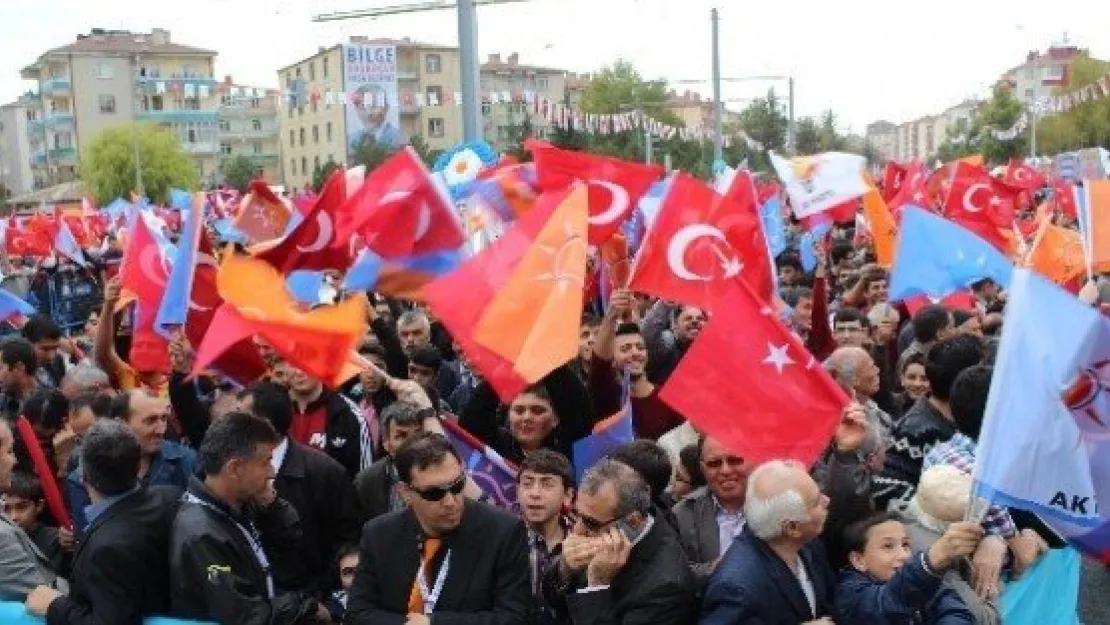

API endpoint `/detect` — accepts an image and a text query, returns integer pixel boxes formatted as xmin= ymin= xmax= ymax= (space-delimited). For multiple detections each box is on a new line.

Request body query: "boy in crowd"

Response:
xmin=517 ymin=449 xmax=575 ymax=625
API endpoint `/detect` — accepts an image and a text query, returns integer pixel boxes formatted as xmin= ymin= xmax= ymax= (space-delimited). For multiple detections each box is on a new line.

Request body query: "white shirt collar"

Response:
xmin=270 ymin=437 xmax=289 ymax=474
xmin=632 ymin=514 xmax=655 ymax=548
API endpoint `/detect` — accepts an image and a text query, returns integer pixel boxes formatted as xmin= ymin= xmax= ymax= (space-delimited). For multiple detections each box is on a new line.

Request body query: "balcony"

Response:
xmin=26 ymin=120 xmax=44 ymax=136
xmin=44 ymin=111 xmax=74 ymax=127
xmin=219 ymin=128 xmax=278 ymax=140
xmin=31 ymin=151 xmax=46 ymax=167
xmin=41 ymin=78 xmax=71 ymax=94
xmin=397 ymin=66 xmax=419 ymax=81
xmin=134 ymin=74 xmax=217 ymax=87
xmin=48 ymin=147 xmax=76 ymax=162
xmin=400 ymin=103 xmax=421 ymax=115
xmin=182 ymin=141 xmax=219 ymax=155
xmin=246 ymin=152 xmax=280 ymax=162
xmin=138 ymin=110 xmax=219 ymax=124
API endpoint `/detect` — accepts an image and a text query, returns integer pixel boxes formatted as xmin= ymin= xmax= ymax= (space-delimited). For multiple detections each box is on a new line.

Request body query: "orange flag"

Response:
xmin=1026 ymin=223 xmax=1085 ymax=284
xmin=474 ymin=185 xmax=589 ymax=382
xmin=861 ymin=186 xmax=897 ymax=267
xmin=205 ymin=253 xmax=367 ymax=384
xmin=233 ymin=181 xmax=291 ymax=243
xmin=1084 ymin=181 xmax=1110 ymax=273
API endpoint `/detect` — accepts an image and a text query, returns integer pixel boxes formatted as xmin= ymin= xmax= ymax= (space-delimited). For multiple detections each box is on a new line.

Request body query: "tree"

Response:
xmin=349 ymin=135 xmax=397 ymax=173
xmin=80 ymin=123 xmax=198 ymax=205
xmin=1036 ymin=54 xmax=1110 ymax=154
xmin=975 ymin=85 xmax=1028 ymax=165
xmin=311 ymin=158 xmax=342 ymax=193
xmin=817 ymin=110 xmax=845 ymax=152
xmin=793 ymin=118 xmax=821 ymax=155
xmin=738 ymin=89 xmax=788 ymax=154
xmin=579 ymin=60 xmax=683 ymax=127
xmin=408 ymin=135 xmax=440 ymax=169
xmin=220 ymin=155 xmax=256 ymax=193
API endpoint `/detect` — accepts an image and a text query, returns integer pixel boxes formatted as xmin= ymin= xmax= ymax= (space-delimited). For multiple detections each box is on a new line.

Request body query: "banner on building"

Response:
xmin=343 ymin=43 xmax=403 ymax=158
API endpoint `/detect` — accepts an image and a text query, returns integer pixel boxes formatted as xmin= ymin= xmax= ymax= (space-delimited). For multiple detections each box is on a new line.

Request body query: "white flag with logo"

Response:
xmin=770 ymin=151 xmax=869 ymax=219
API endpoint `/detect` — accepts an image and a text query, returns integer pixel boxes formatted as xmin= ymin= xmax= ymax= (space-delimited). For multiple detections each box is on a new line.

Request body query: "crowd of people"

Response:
xmin=0 ymin=172 xmax=1103 ymax=625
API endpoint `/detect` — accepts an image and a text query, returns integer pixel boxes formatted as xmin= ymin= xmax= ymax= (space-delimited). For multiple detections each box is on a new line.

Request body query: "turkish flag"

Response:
xmin=527 ymin=139 xmax=663 ymax=245
xmin=628 ymin=172 xmax=774 ymax=311
xmin=881 ymin=162 xmax=908 ymax=203
xmin=1004 ymin=160 xmax=1047 ymax=192
xmin=1053 ymin=179 xmax=1079 ymax=219
xmin=888 ymin=162 xmax=929 ymax=218
xmin=118 ymin=216 xmax=170 ymax=315
xmin=943 ymin=164 xmax=1010 ymax=252
xmin=659 ymin=279 xmax=849 ymax=467
xmin=333 ymin=147 xmax=462 ymax=259
xmin=904 ymin=290 xmax=978 ymax=316
xmin=254 ymin=167 xmax=364 ymax=274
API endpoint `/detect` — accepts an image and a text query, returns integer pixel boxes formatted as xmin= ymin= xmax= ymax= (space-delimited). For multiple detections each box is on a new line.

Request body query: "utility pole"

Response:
xmin=787 ymin=76 xmax=796 ymax=156
xmin=645 ymin=130 xmax=653 ymax=165
xmin=131 ymin=54 xmax=144 ymax=196
xmin=1029 ymin=106 xmax=1037 ymax=160
xmin=710 ymin=8 xmax=723 ymax=163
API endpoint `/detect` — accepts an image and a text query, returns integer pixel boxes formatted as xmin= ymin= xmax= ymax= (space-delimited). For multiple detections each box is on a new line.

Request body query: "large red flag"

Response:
xmin=422 ymin=192 xmax=583 ymax=402
xmin=332 ymin=148 xmax=461 ymax=259
xmin=627 ymin=172 xmax=775 ymax=311
xmin=1004 ymin=159 xmax=1047 ymax=193
xmin=888 ymin=162 xmax=928 ymax=218
xmin=659 ymin=279 xmax=849 ymax=467
xmin=527 ymin=139 xmax=663 ymax=245
xmin=118 ymin=215 xmax=171 ymax=318
xmin=1053 ymin=178 xmax=1079 ymax=219
xmin=253 ymin=166 xmax=364 ymax=274
xmin=881 ymin=162 xmax=907 ymax=203
xmin=943 ymin=164 xmax=1011 ymax=252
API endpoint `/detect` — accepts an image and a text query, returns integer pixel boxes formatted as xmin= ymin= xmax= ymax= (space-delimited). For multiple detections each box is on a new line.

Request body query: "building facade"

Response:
xmin=0 ymin=98 xmax=35 ymax=197
xmin=998 ymin=45 xmax=1085 ymax=107
xmin=664 ymin=90 xmax=741 ymax=137
xmin=277 ymin=37 xmax=463 ymax=191
xmin=864 ymin=120 xmax=897 ymax=162
xmin=480 ymin=53 xmax=567 ymax=150
xmin=213 ymin=76 xmax=282 ymax=185
xmin=20 ymin=28 xmax=219 ymax=189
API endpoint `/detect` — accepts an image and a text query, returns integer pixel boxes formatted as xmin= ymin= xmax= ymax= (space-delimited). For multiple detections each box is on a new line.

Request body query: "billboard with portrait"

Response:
xmin=343 ymin=43 xmax=402 ymax=158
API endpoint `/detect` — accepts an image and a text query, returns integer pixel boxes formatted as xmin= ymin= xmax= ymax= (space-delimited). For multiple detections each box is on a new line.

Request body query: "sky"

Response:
xmin=2 ymin=0 xmax=1109 ymax=135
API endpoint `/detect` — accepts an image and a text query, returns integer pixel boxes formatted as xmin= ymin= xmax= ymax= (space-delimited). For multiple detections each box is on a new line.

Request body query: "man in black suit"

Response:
xmin=346 ymin=431 xmax=531 ymax=625
xmin=24 ymin=419 xmax=181 ymax=625
xmin=242 ymin=381 xmax=359 ymax=592
xmin=545 ymin=458 xmax=697 ymax=625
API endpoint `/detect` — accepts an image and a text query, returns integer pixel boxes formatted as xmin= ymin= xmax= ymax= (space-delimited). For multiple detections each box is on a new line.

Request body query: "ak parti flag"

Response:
xmin=1027 ymin=223 xmax=1085 ymax=285
xmin=423 ymin=191 xmax=583 ymax=402
xmin=659 ymin=279 xmax=849 ymax=467
xmin=527 ymin=139 xmax=663 ymax=245
xmin=194 ymin=253 xmax=366 ymax=385
xmin=473 ymin=185 xmax=589 ymax=383
xmin=862 ymin=188 xmax=898 ymax=266
xmin=1079 ymin=180 xmax=1110 ymax=273
xmin=628 ymin=172 xmax=775 ymax=311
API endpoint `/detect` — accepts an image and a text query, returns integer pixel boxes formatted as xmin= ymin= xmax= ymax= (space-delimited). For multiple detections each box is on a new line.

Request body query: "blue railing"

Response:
xmin=138 ymin=110 xmax=219 ymax=124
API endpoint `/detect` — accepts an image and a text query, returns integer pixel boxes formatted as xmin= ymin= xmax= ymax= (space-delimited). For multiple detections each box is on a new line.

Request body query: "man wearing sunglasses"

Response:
xmin=548 ymin=459 xmax=696 ymax=625
xmin=346 ymin=431 xmax=531 ymax=625
xmin=673 ymin=436 xmax=751 ymax=586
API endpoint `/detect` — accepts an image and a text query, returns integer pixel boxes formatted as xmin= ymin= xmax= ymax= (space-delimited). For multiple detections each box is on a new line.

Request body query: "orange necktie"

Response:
xmin=407 ymin=537 xmax=442 ymax=614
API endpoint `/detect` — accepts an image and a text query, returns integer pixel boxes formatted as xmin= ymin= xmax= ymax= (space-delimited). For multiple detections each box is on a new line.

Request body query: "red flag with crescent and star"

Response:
xmin=943 ymin=163 xmax=1011 ymax=253
xmin=526 ymin=139 xmax=664 ymax=245
xmin=659 ymin=278 xmax=849 ymax=467
xmin=253 ymin=166 xmax=365 ymax=274
xmin=627 ymin=172 xmax=775 ymax=312
xmin=1004 ymin=159 xmax=1047 ymax=193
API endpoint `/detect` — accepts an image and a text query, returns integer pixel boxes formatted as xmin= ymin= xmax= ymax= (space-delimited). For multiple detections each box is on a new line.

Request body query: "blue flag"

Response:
xmin=799 ymin=222 xmax=831 ymax=272
xmin=212 ymin=218 xmax=249 ymax=245
xmin=168 ymin=188 xmax=192 ymax=210
xmin=0 ymin=288 xmax=35 ymax=322
xmin=1001 ymin=548 xmax=1081 ymax=625
xmin=759 ymin=197 xmax=787 ymax=259
xmin=54 ymin=220 xmax=86 ymax=267
xmin=154 ymin=195 xmax=202 ymax=337
xmin=342 ymin=249 xmax=461 ymax=292
xmin=973 ymin=269 xmax=1110 ymax=561
xmin=889 ymin=206 xmax=1013 ymax=302
xmin=441 ymin=419 xmax=518 ymax=509
xmin=286 ymin=270 xmax=325 ymax=306
xmin=572 ymin=375 xmax=635 ymax=481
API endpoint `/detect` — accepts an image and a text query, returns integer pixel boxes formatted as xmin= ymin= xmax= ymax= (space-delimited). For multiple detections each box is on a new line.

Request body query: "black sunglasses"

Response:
xmin=575 ymin=512 xmax=618 ymax=533
xmin=408 ymin=474 xmax=466 ymax=502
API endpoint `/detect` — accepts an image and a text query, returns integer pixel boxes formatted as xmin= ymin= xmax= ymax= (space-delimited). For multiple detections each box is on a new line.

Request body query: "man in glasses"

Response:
xmin=673 ymin=436 xmax=751 ymax=586
xmin=346 ymin=431 xmax=531 ymax=625
xmin=549 ymin=459 xmax=696 ymax=625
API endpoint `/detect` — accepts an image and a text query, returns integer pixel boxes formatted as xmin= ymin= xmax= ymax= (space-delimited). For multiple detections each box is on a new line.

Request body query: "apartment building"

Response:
xmin=277 ymin=37 xmax=463 ymax=190
xmin=213 ymin=76 xmax=282 ymax=184
xmin=0 ymin=97 xmax=36 ymax=196
xmin=480 ymin=53 xmax=567 ymax=150
xmin=864 ymin=121 xmax=897 ymax=162
xmin=664 ymin=90 xmax=741 ymax=135
xmin=20 ymin=28 xmax=219 ymax=188
xmin=998 ymin=45 xmax=1086 ymax=107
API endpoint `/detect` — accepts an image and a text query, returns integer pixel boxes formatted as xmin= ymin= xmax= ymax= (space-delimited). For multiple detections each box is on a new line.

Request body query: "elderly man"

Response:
xmin=547 ymin=459 xmax=696 ymax=625
xmin=672 ymin=436 xmax=750 ymax=585
xmin=59 ymin=364 xmax=110 ymax=400
xmin=700 ymin=460 xmax=836 ymax=625
xmin=396 ymin=310 xmax=460 ymax=400
xmin=825 ymin=346 xmax=893 ymax=433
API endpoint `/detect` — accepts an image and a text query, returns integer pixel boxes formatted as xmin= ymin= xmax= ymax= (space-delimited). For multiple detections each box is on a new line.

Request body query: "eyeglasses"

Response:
xmin=340 ymin=567 xmax=358 ymax=577
xmin=703 ymin=456 xmax=744 ymax=470
xmin=408 ymin=474 xmax=466 ymax=502
xmin=575 ymin=512 xmax=618 ymax=533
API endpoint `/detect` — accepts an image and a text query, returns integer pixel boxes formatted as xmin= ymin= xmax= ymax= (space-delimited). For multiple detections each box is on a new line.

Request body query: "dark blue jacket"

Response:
xmin=66 ymin=440 xmax=199 ymax=535
xmin=835 ymin=552 xmax=975 ymax=624
xmin=700 ymin=528 xmax=836 ymax=625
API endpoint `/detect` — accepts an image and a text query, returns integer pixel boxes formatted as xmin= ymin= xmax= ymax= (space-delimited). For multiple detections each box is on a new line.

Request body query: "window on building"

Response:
xmin=311 ymin=99 xmax=317 ymax=113
xmin=289 ymin=129 xmax=295 ymax=147
xmin=309 ymin=62 xmax=316 ymax=81
xmin=291 ymin=159 xmax=297 ymax=175
xmin=253 ymin=142 xmax=262 ymax=154
xmin=184 ymin=97 xmax=201 ymax=111
xmin=313 ymin=125 xmax=319 ymax=144
xmin=250 ymin=98 xmax=260 ymax=109
xmin=1045 ymin=64 xmax=1065 ymax=80
xmin=537 ymin=77 xmax=549 ymax=89
xmin=426 ymin=86 xmax=443 ymax=106
xmin=426 ymin=54 xmax=442 ymax=74
xmin=301 ymin=156 xmax=307 ymax=174
xmin=326 ymin=122 xmax=333 ymax=141
xmin=328 ymin=154 xmax=333 ymax=162
xmin=1024 ymin=88 xmax=1035 ymax=101
xmin=252 ymin=119 xmax=262 ymax=132
xmin=94 ymin=62 xmax=114 ymax=79
xmin=314 ymin=155 xmax=320 ymax=170
xmin=183 ymin=64 xmax=197 ymax=78
xmin=220 ymin=143 xmax=232 ymax=156
xmin=323 ymin=57 xmax=329 ymax=78
xmin=299 ymin=128 xmax=306 ymax=146
xmin=428 ymin=117 xmax=445 ymax=138
xmin=187 ymin=128 xmax=198 ymax=143
xmin=288 ymin=107 xmax=294 ymax=119
xmin=481 ymin=103 xmax=491 ymax=115
xmin=295 ymin=68 xmax=302 ymax=78
xmin=98 ymin=95 xmax=116 ymax=114
xmin=219 ymin=120 xmax=230 ymax=132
